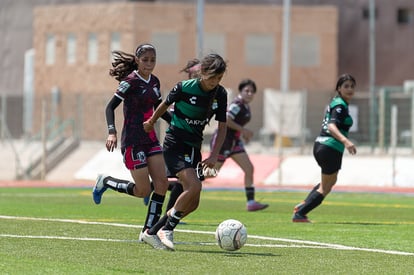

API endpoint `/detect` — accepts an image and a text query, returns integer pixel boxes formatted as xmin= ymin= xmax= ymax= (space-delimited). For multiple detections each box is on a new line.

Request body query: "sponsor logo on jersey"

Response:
xmin=212 ymin=99 xmax=218 ymax=110
xmin=185 ymin=118 xmax=208 ymax=126
xmin=189 ymin=96 xmax=197 ymax=104
xmin=184 ymin=154 xmax=192 ymax=163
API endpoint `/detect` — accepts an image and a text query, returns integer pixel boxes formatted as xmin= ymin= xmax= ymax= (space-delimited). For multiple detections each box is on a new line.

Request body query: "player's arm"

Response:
xmin=143 ymin=101 xmax=170 ymax=133
xmin=155 ymin=98 xmax=172 ymax=124
xmin=226 ymin=115 xmax=253 ymax=143
xmin=105 ymin=96 xmax=122 ymax=152
xmin=328 ymin=105 xmax=356 ymax=155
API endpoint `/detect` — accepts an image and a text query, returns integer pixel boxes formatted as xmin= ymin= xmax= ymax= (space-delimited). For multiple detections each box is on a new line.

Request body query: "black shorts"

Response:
xmin=163 ymin=137 xmax=202 ymax=178
xmin=313 ymin=142 xmax=343 ymax=174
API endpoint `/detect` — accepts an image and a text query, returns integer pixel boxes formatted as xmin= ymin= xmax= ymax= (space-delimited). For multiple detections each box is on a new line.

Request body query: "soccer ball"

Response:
xmin=215 ymin=219 xmax=247 ymax=251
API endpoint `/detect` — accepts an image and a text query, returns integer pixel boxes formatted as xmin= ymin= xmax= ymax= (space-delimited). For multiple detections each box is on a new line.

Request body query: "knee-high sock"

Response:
xmin=147 ymin=214 xmax=168 ymax=235
xmin=245 ymin=186 xmax=255 ymax=202
xmin=297 ymin=191 xmax=324 ymax=216
xmin=163 ymin=208 xmax=183 ymax=231
xmin=142 ymin=192 xmax=165 ymax=232
xmin=305 ymin=183 xmax=320 ymax=201
xmin=166 ymin=182 xmax=183 ymax=211
xmin=104 ymin=176 xmax=135 ymax=196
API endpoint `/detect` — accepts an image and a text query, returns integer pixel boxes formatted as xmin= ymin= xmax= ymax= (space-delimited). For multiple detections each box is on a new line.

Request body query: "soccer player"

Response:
xmin=141 ymin=53 xmax=228 ymax=250
xmin=92 ymin=44 xmax=170 ymax=243
xmin=209 ymin=78 xmax=268 ymax=211
xmin=292 ymin=73 xmax=357 ymax=222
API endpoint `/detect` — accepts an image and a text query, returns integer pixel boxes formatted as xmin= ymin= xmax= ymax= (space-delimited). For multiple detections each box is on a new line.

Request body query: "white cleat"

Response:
xmin=157 ymin=229 xmax=175 ymax=251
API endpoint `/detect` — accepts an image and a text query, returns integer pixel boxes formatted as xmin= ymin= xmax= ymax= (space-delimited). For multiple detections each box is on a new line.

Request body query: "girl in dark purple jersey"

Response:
xmin=92 ymin=43 xmax=169 ymax=243
xmin=209 ymin=79 xmax=269 ymax=211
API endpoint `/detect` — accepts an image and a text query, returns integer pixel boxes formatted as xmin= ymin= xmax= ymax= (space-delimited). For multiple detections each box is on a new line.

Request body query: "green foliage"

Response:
xmin=0 ymin=188 xmax=413 ymax=274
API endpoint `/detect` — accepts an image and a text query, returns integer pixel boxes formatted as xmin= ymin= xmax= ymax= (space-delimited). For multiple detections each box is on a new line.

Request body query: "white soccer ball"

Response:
xmin=215 ymin=219 xmax=247 ymax=251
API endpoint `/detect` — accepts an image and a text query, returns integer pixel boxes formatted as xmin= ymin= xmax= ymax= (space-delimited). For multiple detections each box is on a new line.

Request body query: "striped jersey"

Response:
xmin=164 ymin=78 xmax=227 ymax=148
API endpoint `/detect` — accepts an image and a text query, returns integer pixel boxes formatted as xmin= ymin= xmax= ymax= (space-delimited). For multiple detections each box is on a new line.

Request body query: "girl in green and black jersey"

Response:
xmin=142 ymin=53 xmax=228 ymax=250
xmin=293 ymin=74 xmax=357 ymax=223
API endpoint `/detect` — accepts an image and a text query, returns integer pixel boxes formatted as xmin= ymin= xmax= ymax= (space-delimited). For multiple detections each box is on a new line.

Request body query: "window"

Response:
xmin=245 ymin=34 xmax=274 ymax=66
xmin=45 ymin=34 xmax=55 ymax=65
xmin=110 ymin=32 xmax=121 ymax=61
xmin=66 ymin=33 xmax=76 ymax=64
xmin=88 ymin=33 xmax=98 ymax=64
xmin=397 ymin=8 xmax=412 ymax=24
xmin=291 ymin=34 xmax=320 ymax=67
xmin=152 ymin=32 xmax=178 ymax=64
xmin=362 ymin=7 xmax=378 ymax=20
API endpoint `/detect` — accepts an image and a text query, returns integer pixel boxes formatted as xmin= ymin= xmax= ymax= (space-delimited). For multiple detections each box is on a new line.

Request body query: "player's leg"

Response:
xmin=231 ymin=152 xmax=268 ymax=211
xmin=92 ymin=145 xmax=151 ymax=203
xmin=141 ymin=153 xmax=169 ymax=234
xmin=293 ymin=144 xmax=341 ymax=222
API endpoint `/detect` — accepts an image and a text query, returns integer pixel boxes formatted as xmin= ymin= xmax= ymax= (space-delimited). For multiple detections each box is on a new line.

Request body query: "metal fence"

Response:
xmin=1 ymin=87 xmax=413 ymax=155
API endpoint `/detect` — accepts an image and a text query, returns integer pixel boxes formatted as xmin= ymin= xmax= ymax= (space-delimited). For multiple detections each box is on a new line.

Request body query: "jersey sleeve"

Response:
xmin=214 ymin=86 xmax=227 ymax=122
xmin=329 ymin=104 xmax=347 ymax=125
xmin=165 ymin=82 xmax=182 ymax=106
xmin=227 ymin=102 xmax=241 ymax=120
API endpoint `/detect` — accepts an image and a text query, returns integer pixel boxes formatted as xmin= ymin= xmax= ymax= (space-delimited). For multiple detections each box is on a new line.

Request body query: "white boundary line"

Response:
xmin=1 ymin=215 xmax=413 ymax=256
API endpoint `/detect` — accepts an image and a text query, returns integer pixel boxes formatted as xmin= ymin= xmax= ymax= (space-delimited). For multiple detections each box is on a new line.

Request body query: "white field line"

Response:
xmin=1 ymin=215 xmax=413 ymax=256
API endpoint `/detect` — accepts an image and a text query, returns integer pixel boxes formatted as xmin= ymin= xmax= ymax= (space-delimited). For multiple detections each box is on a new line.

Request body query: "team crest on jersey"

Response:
xmin=212 ymin=99 xmax=218 ymax=110
xmin=117 ymin=81 xmax=130 ymax=94
xmin=184 ymin=154 xmax=192 ymax=163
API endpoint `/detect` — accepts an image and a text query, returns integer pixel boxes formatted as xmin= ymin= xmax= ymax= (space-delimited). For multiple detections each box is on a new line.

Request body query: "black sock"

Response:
xmin=297 ymin=191 xmax=324 ymax=216
xmin=147 ymin=214 xmax=168 ymax=235
xmin=305 ymin=183 xmax=320 ymax=201
xmin=104 ymin=176 xmax=135 ymax=196
xmin=166 ymin=182 xmax=183 ymax=211
xmin=142 ymin=192 xmax=165 ymax=232
xmin=245 ymin=187 xmax=255 ymax=202
xmin=163 ymin=210 xmax=183 ymax=231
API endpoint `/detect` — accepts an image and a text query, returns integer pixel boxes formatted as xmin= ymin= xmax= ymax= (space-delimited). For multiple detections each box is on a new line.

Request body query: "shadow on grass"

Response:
xmin=324 ymin=221 xmax=403 ymax=226
xmin=176 ymin=242 xmax=279 ymax=257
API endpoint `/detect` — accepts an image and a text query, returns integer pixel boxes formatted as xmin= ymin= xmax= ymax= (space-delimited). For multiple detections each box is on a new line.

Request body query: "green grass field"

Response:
xmin=1 ymin=187 xmax=413 ymax=274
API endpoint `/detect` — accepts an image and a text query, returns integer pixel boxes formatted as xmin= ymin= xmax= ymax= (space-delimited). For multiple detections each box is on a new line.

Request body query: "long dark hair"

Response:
xmin=109 ymin=43 xmax=156 ymax=82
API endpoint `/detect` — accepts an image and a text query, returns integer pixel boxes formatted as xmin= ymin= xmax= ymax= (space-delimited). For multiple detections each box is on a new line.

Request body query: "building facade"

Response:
xmin=32 ymin=1 xmax=338 ymax=140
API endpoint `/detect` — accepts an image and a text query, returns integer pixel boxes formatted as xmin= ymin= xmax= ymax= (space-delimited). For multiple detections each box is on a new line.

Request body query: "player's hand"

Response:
xmin=106 ymin=134 xmax=117 ymax=152
xmin=345 ymin=140 xmax=357 ymax=155
xmin=143 ymin=119 xmax=154 ymax=133
xmin=242 ymin=128 xmax=254 ymax=143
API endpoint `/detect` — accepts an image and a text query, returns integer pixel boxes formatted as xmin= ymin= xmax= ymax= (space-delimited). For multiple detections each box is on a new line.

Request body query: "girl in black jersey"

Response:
xmin=209 ymin=79 xmax=269 ymax=211
xmin=92 ymin=44 xmax=170 ymax=244
xmin=142 ymin=53 xmax=228 ymax=250
xmin=292 ymin=74 xmax=357 ymax=222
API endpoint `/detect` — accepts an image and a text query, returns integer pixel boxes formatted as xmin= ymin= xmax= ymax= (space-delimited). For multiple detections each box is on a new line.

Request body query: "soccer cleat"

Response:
xmin=292 ymin=213 xmax=311 ymax=223
xmin=247 ymin=201 xmax=269 ymax=211
xmin=138 ymin=230 xmax=144 ymax=243
xmin=141 ymin=230 xmax=166 ymax=250
xmin=293 ymin=201 xmax=305 ymax=213
xmin=157 ymin=229 xmax=175 ymax=251
xmin=92 ymin=174 xmax=108 ymax=204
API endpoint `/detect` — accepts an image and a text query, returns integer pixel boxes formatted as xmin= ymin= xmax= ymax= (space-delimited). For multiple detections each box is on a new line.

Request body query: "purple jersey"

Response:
xmin=226 ymin=95 xmax=251 ymax=139
xmin=115 ymin=71 xmax=161 ymax=149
